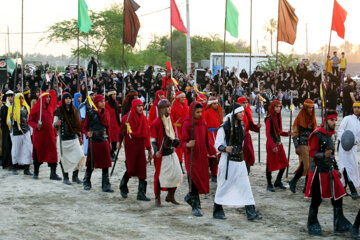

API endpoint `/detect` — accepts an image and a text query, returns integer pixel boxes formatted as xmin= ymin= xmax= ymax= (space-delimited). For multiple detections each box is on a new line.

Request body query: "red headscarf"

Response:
xmin=125 ymin=99 xmax=149 ymax=138
xmin=94 ymin=95 xmax=105 ymax=106
xmin=154 ymin=90 xmax=164 ymax=106
xmin=237 ymin=97 xmax=253 ymax=126
xmin=30 ymin=90 xmax=57 ymax=119
xmin=293 ymin=99 xmax=317 ymax=130
xmin=267 ymin=100 xmax=283 ymax=139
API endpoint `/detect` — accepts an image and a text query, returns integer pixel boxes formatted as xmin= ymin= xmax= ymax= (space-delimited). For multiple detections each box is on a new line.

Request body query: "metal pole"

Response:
xmin=170 ymin=0 xmax=173 ymax=80
xmin=186 ymin=0 xmax=191 ymax=75
xmin=7 ymin=26 xmax=10 ymax=55
xmin=275 ymin=0 xmax=280 ymax=71
xmin=248 ymin=0 xmax=252 ymax=96
xmin=327 ymin=0 xmax=336 ymax=57
xmin=222 ymin=0 xmax=228 ymax=81
xmin=122 ymin=0 xmax=126 ymax=100
xmin=306 ymin=23 xmax=308 ymax=57
xmin=77 ymin=29 xmax=80 ymax=92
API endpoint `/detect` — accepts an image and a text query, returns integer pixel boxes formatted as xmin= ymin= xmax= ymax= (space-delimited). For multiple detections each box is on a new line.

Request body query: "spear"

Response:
xmin=188 ymin=87 xmax=196 ymax=191
xmin=286 ymin=91 xmax=293 ymax=178
xmin=257 ymin=81 xmax=261 ymax=164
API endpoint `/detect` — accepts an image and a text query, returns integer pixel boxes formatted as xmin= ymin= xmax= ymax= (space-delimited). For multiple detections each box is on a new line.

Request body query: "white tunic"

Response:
xmin=54 ymin=116 xmax=85 ymax=173
xmin=10 ymin=131 xmax=33 ymax=165
xmin=159 ymin=152 xmax=183 ymax=188
xmin=338 ymin=114 xmax=360 ymax=188
xmin=214 ymin=127 xmax=255 ymax=207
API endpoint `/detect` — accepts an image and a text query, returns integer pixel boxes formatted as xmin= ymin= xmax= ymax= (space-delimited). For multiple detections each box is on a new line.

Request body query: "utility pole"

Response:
xmin=7 ymin=26 xmax=10 ymax=55
xmin=306 ymin=23 xmax=308 ymax=57
xmin=186 ymin=0 xmax=191 ymax=75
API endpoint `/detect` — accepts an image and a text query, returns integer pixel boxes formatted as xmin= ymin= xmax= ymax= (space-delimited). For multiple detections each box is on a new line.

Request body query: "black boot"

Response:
xmin=119 ymin=172 xmax=129 ymax=198
xmin=12 ymin=164 xmax=18 ymax=175
xmin=351 ymin=210 xmax=360 ymax=239
xmin=191 ymin=194 xmax=202 ymax=217
xmin=245 ymin=205 xmax=262 ymax=220
xmin=333 ymin=206 xmax=352 ymax=233
xmin=267 ymin=184 xmax=275 ymax=192
xmin=33 ymin=164 xmax=40 ymax=179
xmin=348 ymin=181 xmax=360 ymax=200
xmin=274 ymin=168 xmax=286 ymax=189
xmin=72 ymin=170 xmax=83 ymax=184
xmin=289 ymin=178 xmax=298 ymax=193
xmin=307 ymin=206 xmax=322 ymax=235
xmin=102 ymin=172 xmax=114 ymax=192
xmin=83 ymin=167 xmax=93 ymax=190
xmin=211 ymin=175 xmax=217 ymax=183
xmin=49 ymin=165 xmax=62 ymax=180
xmin=184 ymin=192 xmax=192 ymax=207
xmin=213 ymin=203 xmax=226 ymax=219
xmin=63 ymin=172 xmax=71 ymax=185
xmin=137 ymin=179 xmax=150 ymax=201
xmin=23 ymin=165 xmax=33 ymax=176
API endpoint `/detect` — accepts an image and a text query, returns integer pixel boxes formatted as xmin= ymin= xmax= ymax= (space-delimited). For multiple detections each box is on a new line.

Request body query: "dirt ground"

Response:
xmin=0 ymin=109 xmax=359 ymax=240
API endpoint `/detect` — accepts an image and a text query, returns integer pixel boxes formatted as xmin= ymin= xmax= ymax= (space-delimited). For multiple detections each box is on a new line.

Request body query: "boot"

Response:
xmin=83 ymin=168 xmax=93 ymax=190
xmin=245 ymin=205 xmax=262 ymax=220
xmin=333 ymin=206 xmax=352 ymax=233
xmin=166 ymin=188 xmax=180 ymax=205
xmin=191 ymin=194 xmax=202 ymax=217
xmin=33 ymin=164 xmax=40 ymax=179
xmin=288 ymin=178 xmax=298 ymax=193
xmin=351 ymin=210 xmax=360 ymax=239
xmin=102 ymin=172 xmax=114 ymax=192
xmin=180 ymin=162 xmax=185 ymax=174
xmin=155 ymin=185 xmax=161 ymax=207
xmin=72 ymin=170 xmax=83 ymax=184
xmin=63 ymin=172 xmax=71 ymax=185
xmin=23 ymin=165 xmax=33 ymax=176
xmin=303 ymin=176 xmax=308 ymax=194
xmin=211 ymin=175 xmax=217 ymax=183
xmin=213 ymin=203 xmax=226 ymax=219
xmin=137 ymin=179 xmax=150 ymax=201
xmin=184 ymin=193 xmax=192 ymax=207
xmin=274 ymin=169 xmax=286 ymax=189
xmin=119 ymin=173 xmax=129 ymax=198
xmin=12 ymin=164 xmax=18 ymax=175
xmin=267 ymin=184 xmax=275 ymax=192
xmin=348 ymin=181 xmax=360 ymax=200
xmin=49 ymin=165 xmax=62 ymax=181
xmin=307 ymin=206 xmax=322 ymax=235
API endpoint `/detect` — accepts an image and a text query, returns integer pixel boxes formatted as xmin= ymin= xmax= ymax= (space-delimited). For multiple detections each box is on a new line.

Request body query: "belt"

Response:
xmin=174 ymin=123 xmax=182 ymax=127
xmin=208 ymin=127 xmax=218 ymax=132
xmin=229 ymin=157 xmax=243 ymax=162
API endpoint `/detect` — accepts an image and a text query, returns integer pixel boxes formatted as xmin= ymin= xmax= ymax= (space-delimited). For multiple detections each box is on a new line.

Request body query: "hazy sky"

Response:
xmin=0 ymin=0 xmax=358 ymax=58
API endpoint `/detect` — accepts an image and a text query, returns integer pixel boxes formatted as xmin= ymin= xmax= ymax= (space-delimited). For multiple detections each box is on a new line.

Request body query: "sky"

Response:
xmin=0 ymin=0 xmax=358 ymax=58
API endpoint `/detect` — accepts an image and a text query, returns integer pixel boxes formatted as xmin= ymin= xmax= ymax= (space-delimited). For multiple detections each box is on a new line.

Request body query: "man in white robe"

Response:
xmin=213 ymin=103 xmax=261 ymax=221
xmin=338 ymin=102 xmax=360 ymax=200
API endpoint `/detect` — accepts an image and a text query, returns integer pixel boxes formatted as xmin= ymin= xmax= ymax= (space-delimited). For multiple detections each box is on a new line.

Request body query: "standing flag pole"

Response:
xmin=275 ymin=0 xmax=280 ymax=70
xmin=170 ymin=0 xmax=173 ymax=82
xmin=222 ymin=0 xmax=228 ymax=82
xmin=21 ymin=0 xmax=24 ymax=92
xmin=286 ymin=91 xmax=293 ymax=178
xmin=327 ymin=0 xmax=336 ymax=58
xmin=248 ymin=0 xmax=252 ymax=96
xmin=186 ymin=0 xmax=191 ymax=75
xmin=122 ymin=0 xmax=126 ymax=102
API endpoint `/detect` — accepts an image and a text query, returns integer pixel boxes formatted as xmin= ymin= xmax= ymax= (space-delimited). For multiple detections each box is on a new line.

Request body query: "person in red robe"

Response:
xmin=162 ymin=69 xmax=172 ymax=90
xmin=265 ymin=100 xmax=290 ymax=192
xmin=197 ymin=94 xmax=207 ymax=120
xmin=148 ymin=90 xmax=165 ymax=126
xmin=151 ymin=99 xmax=183 ymax=207
xmin=170 ymin=91 xmax=188 ymax=169
xmin=82 ymin=95 xmax=114 ymax=193
xmin=105 ymin=90 xmax=120 ymax=160
xmin=305 ymin=110 xmax=351 ymax=236
xmin=28 ymin=90 xmax=61 ymax=180
xmin=237 ymin=97 xmax=261 ymax=174
xmin=180 ymin=101 xmax=217 ymax=217
xmin=204 ymin=96 xmax=223 ymax=182
xmin=121 ymin=90 xmax=138 ymax=117
xmin=119 ymin=99 xmax=153 ymax=201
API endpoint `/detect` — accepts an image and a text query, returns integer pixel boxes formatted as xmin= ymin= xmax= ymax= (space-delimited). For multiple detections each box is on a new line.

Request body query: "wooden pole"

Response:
xmin=122 ymin=0 xmax=126 ymax=100
xmin=222 ymin=0 xmax=228 ymax=82
xmin=327 ymin=0 xmax=336 ymax=58
xmin=249 ymin=0 xmax=252 ymax=96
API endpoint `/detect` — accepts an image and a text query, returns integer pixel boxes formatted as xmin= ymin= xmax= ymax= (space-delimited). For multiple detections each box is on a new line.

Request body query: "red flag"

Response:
xmin=331 ymin=0 xmax=347 ymax=39
xmin=171 ymin=0 xmax=188 ymax=34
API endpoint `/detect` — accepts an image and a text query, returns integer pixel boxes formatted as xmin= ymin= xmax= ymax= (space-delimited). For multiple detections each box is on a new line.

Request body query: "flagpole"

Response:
xmin=21 ymin=0 xmax=24 ymax=92
xmin=122 ymin=0 xmax=126 ymax=100
xmin=327 ymin=0 xmax=336 ymax=57
xmin=222 ymin=0 xmax=228 ymax=82
xmin=170 ymin=0 xmax=173 ymax=80
xmin=275 ymin=0 xmax=280 ymax=71
xmin=248 ymin=0 xmax=252 ymax=96
xmin=77 ymin=30 xmax=80 ymax=92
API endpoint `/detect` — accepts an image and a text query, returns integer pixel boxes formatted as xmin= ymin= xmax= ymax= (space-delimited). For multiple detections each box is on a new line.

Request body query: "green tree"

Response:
xmin=258 ymin=53 xmax=299 ymax=72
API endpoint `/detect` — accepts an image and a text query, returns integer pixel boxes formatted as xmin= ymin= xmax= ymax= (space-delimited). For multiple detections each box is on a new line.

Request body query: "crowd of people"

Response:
xmin=1 ymin=53 xmax=360 ymax=238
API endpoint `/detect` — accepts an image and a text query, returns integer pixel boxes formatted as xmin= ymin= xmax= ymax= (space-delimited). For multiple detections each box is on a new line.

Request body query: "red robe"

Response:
xmin=82 ymin=109 xmax=112 ymax=169
xmin=204 ymin=107 xmax=221 ymax=176
xmin=120 ymin=107 xmax=151 ymax=179
xmin=148 ymin=90 xmax=163 ymax=126
xmin=305 ymin=127 xmax=346 ymax=200
xmin=265 ymin=117 xmax=289 ymax=172
xmin=150 ymin=118 xmax=171 ymax=194
xmin=171 ymin=99 xmax=188 ymax=163
xmin=162 ymin=76 xmax=172 ymax=90
xmin=28 ymin=91 xmax=57 ymax=163
xmin=180 ymin=102 xmax=217 ymax=194
xmin=243 ymin=109 xmax=260 ymax=166
xmin=105 ymin=101 xmax=120 ymax=143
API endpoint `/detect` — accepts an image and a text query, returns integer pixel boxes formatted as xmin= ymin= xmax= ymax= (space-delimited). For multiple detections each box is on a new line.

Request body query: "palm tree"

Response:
xmin=263 ymin=18 xmax=277 ymax=54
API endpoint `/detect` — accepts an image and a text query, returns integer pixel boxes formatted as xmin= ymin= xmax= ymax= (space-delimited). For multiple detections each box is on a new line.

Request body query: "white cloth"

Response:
xmin=214 ymin=127 xmax=255 ymax=206
xmin=159 ymin=152 xmax=183 ymax=188
xmin=338 ymin=114 xmax=360 ymax=188
xmin=10 ymin=131 xmax=32 ymax=165
xmin=54 ymin=116 xmax=85 ymax=173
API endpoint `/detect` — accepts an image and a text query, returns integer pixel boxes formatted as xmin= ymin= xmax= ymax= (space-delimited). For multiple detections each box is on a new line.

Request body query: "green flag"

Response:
xmin=78 ymin=0 xmax=92 ymax=33
xmin=225 ymin=0 xmax=239 ymax=38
